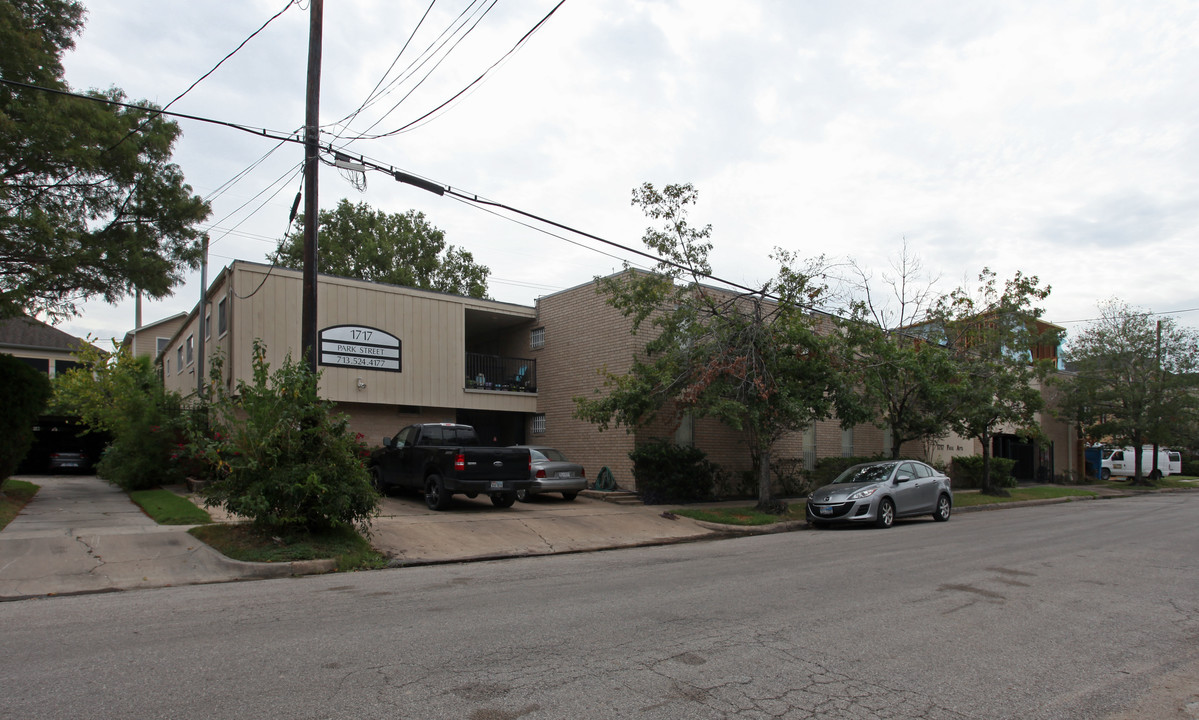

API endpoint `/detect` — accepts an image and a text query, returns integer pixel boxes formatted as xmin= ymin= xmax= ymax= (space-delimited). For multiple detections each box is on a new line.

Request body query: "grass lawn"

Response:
xmin=189 ymin=524 xmax=389 ymax=572
xmin=1095 ymin=477 xmax=1195 ymax=491
xmin=672 ymin=504 xmax=805 ymax=526
xmin=129 ymin=488 xmax=212 ymax=525
xmin=952 ymin=486 xmax=1098 ymax=507
xmin=0 ymin=478 xmax=39 ymax=530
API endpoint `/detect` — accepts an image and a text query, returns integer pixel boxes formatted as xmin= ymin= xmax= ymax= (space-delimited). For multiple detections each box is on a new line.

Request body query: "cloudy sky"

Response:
xmin=58 ymin=0 xmax=1199 ymax=345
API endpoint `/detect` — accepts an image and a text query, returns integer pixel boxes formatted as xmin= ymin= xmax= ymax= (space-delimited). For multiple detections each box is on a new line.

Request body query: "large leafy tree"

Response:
xmin=932 ymin=268 xmax=1055 ymax=495
xmin=272 ymin=199 xmax=490 ymax=298
xmin=0 ymin=0 xmax=211 ymax=321
xmin=1057 ymin=300 xmax=1199 ymax=485
xmin=840 ymin=245 xmax=959 ymax=458
xmin=574 ymin=183 xmax=860 ymax=511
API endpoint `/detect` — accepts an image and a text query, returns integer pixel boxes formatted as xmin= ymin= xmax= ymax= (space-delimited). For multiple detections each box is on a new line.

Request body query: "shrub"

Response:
xmin=950 ymin=455 xmax=1017 ymax=489
xmin=0 ymin=354 xmax=52 ymax=480
xmin=191 ymin=343 xmax=379 ymax=532
xmin=52 ymin=341 xmax=187 ymax=490
xmin=629 ymin=439 xmax=723 ymax=504
xmin=1181 ymin=459 xmax=1199 ymax=477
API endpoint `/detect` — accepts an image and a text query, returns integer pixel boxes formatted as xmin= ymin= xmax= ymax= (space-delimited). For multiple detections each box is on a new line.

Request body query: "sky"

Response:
xmin=56 ymin=0 xmax=1199 ymax=347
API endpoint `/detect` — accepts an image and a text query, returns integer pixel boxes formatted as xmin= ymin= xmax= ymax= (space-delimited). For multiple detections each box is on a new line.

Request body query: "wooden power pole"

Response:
xmin=302 ymin=0 xmax=323 ymax=371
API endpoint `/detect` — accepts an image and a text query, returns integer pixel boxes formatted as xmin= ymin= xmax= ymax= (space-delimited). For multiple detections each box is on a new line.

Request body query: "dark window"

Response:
xmin=17 ymin=357 xmax=49 ymax=374
xmin=218 ymin=298 xmax=228 ymax=336
xmin=156 ymin=337 xmax=169 ymax=355
xmin=54 ymin=360 xmax=81 ymax=376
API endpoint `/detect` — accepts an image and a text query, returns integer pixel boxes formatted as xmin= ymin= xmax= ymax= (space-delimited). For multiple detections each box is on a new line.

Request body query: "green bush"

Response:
xmin=629 ymin=439 xmax=723 ymax=504
xmin=191 ymin=343 xmax=379 ymax=532
xmin=0 ymin=354 xmax=52 ymax=480
xmin=1181 ymin=459 xmax=1199 ymax=477
xmin=950 ymin=455 xmax=1017 ymax=489
xmin=52 ymin=341 xmax=187 ymax=490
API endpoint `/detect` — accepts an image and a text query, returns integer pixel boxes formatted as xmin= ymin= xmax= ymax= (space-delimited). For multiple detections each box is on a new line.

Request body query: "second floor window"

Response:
xmin=530 ymin=327 xmax=545 ymax=349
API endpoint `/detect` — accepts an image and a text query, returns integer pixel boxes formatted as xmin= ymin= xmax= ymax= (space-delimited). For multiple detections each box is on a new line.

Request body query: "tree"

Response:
xmin=1057 ymin=300 xmax=1199 ymax=485
xmin=271 ymin=199 xmax=490 ymax=298
xmin=839 ymin=244 xmax=960 ymax=458
xmin=0 ymin=353 xmax=52 ymax=481
xmin=574 ymin=183 xmax=859 ymax=512
xmin=51 ymin=340 xmax=188 ymax=490
xmin=931 ymin=268 xmax=1054 ymax=496
xmin=1 ymin=0 xmax=211 ymax=321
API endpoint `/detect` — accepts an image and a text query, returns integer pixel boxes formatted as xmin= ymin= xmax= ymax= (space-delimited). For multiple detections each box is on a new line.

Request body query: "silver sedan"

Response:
xmin=510 ymin=446 xmax=586 ymax=501
xmin=806 ymin=460 xmax=953 ymax=529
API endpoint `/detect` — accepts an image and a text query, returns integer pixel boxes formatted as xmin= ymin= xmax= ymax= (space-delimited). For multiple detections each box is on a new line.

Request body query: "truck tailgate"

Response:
xmin=457 ymin=448 xmax=530 ymax=480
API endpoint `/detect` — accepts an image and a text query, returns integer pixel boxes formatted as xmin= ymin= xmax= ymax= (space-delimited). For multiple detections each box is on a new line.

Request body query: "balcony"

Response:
xmin=465 ymin=352 xmax=536 ymax=393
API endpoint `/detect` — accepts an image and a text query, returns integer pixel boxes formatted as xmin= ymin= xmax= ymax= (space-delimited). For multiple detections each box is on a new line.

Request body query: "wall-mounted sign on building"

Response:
xmin=319 ymin=325 xmax=401 ymax=372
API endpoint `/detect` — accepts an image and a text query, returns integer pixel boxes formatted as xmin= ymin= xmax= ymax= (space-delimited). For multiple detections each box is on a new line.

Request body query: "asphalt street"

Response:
xmin=2 ymin=492 xmax=1197 ymax=719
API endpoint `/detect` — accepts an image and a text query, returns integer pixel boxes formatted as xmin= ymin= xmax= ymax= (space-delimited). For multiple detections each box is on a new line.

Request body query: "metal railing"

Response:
xmin=465 ymin=353 xmax=537 ymax=392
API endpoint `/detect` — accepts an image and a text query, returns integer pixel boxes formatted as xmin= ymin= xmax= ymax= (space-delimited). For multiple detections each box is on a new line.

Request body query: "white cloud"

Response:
xmin=52 ymin=0 xmax=1199 ymax=345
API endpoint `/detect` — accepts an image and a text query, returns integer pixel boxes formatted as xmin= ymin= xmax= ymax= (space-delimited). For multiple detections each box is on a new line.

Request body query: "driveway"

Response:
xmin=368 ymin=491 xmax=717 ymax=565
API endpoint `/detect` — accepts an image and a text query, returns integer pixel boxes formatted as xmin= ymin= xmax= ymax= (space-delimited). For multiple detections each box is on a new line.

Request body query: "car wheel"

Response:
xmin=516 ymin=488 xmax=532 ymax=502
xmin=425 ymin=474 xmax=451 ymax=511
xmin=370 ymin=467 xmax=387 ymax=495
xmin=874 ymin=498 xmax=895 ymax=529
xmin=491 ymin=492 xmax=517 ymax=508
xmin=561 ymin=491 xmax=578 ymax=501
xmin=932 ymin=494 xmax=951 ymax=522
xmin=1101 ymin=468 xmax=1111 ymax=481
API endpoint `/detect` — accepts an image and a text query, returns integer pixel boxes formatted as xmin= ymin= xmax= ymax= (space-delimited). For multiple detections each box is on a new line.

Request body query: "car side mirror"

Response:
xmin=895 ymin=474 xmax=912 ymax=484
xmin=382 ymin=436 xmax=394 ymax=449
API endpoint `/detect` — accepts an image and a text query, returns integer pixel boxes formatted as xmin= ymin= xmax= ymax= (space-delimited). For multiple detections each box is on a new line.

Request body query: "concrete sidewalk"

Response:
xmin=0 ymin=475 xmax=720 ymax=599
xmin=0 ymin=475 xmax=325 ymax=600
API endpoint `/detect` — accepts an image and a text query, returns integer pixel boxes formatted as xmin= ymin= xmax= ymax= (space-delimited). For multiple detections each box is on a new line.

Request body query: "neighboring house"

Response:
xmin=0 ymin=315 xmax=91 ymax=378
xmin=0 ymin=316 xmax=106 ymax=472
xmin=121 ymin=312 xmax=187 ymax=364
xmin=147 ymin=261 xmax=1078 ymax=491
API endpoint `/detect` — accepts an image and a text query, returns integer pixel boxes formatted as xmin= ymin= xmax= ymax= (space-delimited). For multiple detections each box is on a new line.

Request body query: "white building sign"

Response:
xmin=319 ymin=325 xmax=401 ymax=372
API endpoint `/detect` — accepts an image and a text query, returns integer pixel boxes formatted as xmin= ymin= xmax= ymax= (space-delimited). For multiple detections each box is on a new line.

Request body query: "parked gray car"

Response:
xmin=806 ymin=460 xmax=952 ymax=529
xmin=510 ymin=446 xmax=586 ymax=501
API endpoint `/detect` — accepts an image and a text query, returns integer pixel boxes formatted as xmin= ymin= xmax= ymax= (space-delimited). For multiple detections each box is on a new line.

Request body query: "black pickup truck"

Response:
xmin=369 ymin=423 xmax=532 ymax=510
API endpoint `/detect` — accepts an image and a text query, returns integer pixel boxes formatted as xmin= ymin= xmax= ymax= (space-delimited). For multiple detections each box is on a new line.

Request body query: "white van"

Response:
xmin=1100 ymin=447 xmax=1182 ymax=480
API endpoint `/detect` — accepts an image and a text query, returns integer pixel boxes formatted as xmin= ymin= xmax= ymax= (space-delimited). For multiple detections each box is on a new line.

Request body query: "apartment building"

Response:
xmin=149 ymin=262 xmax=1077 ymax=490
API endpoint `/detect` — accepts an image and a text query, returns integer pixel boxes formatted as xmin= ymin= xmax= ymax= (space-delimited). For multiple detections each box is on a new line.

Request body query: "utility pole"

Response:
xmin=302 ymin=0 xmax=323 ymax=372
xmin=197 ymin=234 xmax=209 ymax=398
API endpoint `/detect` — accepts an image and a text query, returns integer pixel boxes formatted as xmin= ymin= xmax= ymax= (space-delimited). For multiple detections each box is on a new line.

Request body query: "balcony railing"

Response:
xmin=465 ymin=353 xmax=536 ymax=393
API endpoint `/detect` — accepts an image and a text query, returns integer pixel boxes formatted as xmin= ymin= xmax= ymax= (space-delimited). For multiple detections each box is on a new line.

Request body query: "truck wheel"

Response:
xmin=1101 ymin=468 xmax=1111 ymax=481
xmin=490 ymin=492 xmax=517 ymax=508
xmin=1149 ymin=469 xmax=1162 ymax=481
xmin=425 ymin=474 xmax=451 ymax=511
xmin=370 ymin=468 xmax=387 ymax=495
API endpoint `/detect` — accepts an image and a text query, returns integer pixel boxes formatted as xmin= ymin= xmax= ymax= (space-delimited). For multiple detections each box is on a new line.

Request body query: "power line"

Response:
xmin=336 ymin=0 xmax=499 ymax=142
xmin=326 ymin=0 xmax=448 ymax=135
xmin=338 ymin=0 xmax=567 ymax=141
xmin=0 ymin=78 xmax=306 ymax=147
xmin=1054 ymin=307 xmax=1199 ymax=325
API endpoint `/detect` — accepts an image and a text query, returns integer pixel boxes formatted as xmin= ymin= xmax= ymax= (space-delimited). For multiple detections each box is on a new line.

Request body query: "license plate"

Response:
xmin=557 ymin=472 xmax=574 ymax=478
xmin=819 ymin=507 xmax=833 ymax=515
xmin=490 ymin=481 xmax=504 ymax=490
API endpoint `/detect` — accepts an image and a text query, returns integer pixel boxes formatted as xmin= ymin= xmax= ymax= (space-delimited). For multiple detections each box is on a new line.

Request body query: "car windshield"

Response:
xmin=831 ymin=462 xmax=897 ymax=484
